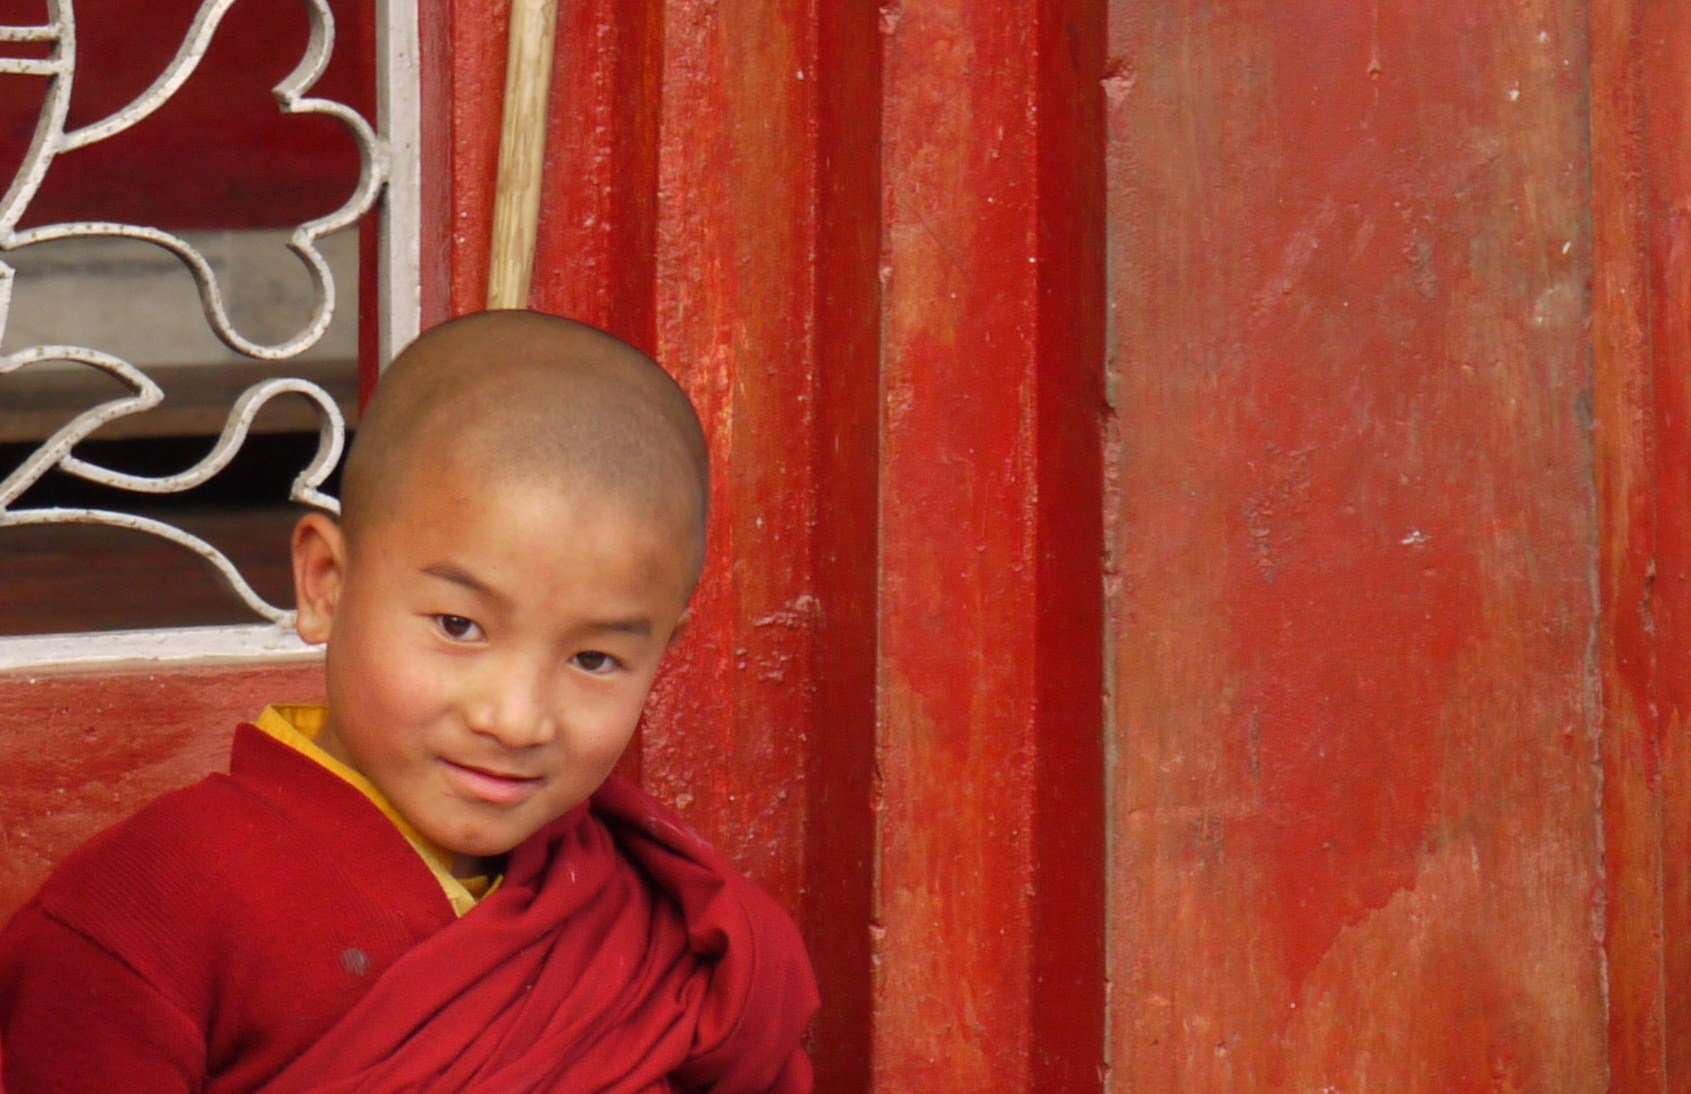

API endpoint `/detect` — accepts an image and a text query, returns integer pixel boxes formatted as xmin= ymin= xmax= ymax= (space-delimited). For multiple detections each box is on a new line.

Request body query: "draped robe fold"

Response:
xmin=269 ymin=775 xmax=818 ymax=1092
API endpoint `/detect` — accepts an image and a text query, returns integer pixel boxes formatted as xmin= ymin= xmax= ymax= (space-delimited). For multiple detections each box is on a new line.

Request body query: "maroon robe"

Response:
xmin=270 ymin=775 xmax=816 ymax=1091
xmin=0 ymin=725 xmax=816 ymax=1092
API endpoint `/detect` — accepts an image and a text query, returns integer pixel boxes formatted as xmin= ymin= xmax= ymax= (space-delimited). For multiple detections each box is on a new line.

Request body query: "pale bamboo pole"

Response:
xmin=486 ymin=0 xmax=559 ymax=309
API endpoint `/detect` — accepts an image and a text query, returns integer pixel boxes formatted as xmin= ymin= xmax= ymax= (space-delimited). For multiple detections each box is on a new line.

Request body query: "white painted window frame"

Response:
xmin=0 ymin=0 xmax=422 ymax=673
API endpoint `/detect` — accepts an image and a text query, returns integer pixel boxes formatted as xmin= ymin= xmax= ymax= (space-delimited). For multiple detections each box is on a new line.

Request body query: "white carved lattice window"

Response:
xmin=0 ymin=0 xmax=420 ymax=668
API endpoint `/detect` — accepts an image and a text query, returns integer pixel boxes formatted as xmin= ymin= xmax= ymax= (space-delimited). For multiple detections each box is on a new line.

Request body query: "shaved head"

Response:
xmin=340 ymin=311 xmax=709 ymax=587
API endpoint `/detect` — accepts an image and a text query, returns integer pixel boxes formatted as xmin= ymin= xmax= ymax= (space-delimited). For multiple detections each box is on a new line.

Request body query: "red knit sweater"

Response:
xmin=0 ymin=724 xmax=816 ymax=1091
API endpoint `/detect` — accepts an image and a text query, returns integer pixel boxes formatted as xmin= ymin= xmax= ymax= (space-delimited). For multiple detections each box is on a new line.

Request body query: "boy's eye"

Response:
xmin=572 ymin=650 xmax=620 ymax=674
xmin=434 ymin=614 xmax=484 ymax=642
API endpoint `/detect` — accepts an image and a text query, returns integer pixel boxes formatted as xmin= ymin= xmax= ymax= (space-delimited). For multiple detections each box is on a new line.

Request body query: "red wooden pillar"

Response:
xmin=644 ymin=0 xmax=818 ymax=911
xmin=431 ymin=2 xmax=880 ymax=1085
xmin=442 ymin=0 xmax=504 ymax=319
xmin=620 ymin=6 xmax=883 ymax=1082
xmin=527 ymin=0 xmax=661 ymax=351
xmin=874 ymin=1 xmax=1107 ymax=1088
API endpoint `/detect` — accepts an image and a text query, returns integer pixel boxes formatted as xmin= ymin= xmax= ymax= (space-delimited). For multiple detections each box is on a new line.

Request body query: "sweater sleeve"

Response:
xmin=0 ymin=902 xmax=204 ymax=1093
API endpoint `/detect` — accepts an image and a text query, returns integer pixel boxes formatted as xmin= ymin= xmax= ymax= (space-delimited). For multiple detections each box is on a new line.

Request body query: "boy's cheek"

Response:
xmin=362 ymin=662 xmax=446 ymax=710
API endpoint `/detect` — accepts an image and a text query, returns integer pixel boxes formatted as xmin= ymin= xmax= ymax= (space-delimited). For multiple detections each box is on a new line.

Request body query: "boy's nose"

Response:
xmin=464 ymin=662 xmax=557 ymax=748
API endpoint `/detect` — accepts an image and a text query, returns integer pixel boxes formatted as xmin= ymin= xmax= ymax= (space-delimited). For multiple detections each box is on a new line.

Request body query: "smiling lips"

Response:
xmin=441 ymin=758 xmax=544 ymax=805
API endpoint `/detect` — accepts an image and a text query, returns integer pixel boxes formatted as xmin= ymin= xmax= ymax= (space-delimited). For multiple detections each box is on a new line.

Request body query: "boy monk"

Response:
xmin=0 ymin=311 xmax=819 ymax=1091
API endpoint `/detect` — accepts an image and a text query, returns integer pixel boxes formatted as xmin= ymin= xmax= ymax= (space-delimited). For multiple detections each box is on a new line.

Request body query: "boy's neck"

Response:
xmin=452 ymin=852 xmax=503 ymax=880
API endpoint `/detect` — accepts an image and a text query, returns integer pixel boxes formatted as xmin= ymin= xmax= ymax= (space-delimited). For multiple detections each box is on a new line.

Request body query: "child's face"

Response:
xmin=292 ymin=461 xmax=695 ymax=872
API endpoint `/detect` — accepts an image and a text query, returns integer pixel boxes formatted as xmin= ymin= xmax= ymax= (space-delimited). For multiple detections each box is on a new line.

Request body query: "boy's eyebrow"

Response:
xmin=421 ymin=562 xmax=510 ymax=608
xmin=582 ymin=617 xmax=654 ymax=638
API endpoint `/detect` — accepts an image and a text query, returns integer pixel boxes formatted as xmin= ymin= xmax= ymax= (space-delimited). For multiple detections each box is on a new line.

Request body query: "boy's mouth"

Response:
xmin=440 ymin=758 xmax=544 ymax=806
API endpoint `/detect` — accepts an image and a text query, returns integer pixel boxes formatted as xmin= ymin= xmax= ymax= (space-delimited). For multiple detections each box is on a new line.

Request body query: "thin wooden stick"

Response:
xmin=487 ymin=0 xmax=559 ymax=309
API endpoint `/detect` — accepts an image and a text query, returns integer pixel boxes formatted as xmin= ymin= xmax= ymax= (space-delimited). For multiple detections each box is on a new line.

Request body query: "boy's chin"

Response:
xmin=432 ymin=810 xmax=571 ymax=867
xmin=420 ymin=788 xmax=606 ymax=868
xmin=438 ymin=828 xmax=527 ymax=862
xmin=439 ymin=827 xmax=528 ymax=875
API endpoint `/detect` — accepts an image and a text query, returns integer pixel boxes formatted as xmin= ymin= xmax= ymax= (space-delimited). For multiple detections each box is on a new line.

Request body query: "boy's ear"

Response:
xmin=291 ymin=512 xmax=347 ymax=645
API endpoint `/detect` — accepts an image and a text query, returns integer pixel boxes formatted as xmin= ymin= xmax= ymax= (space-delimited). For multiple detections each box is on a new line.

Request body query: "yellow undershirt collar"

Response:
xmin=254 ymin=704 xmax=497 ymax=917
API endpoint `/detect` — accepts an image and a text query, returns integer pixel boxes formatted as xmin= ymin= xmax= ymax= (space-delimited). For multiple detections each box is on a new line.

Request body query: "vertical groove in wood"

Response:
xmin=1588 ymin=0 xmax=1668 ymax=1086
xmin=1031 ymin=0 xmax=1109 ymax=1088
xmin=1639 ymin=7 xmax=1691 ymax=1083
xmin=446 ymin=0 xmax=506 ymax=316
xmin=417 ymin=0 xmax=455 ymax=335
xmin=806 ymin=1 xmax=881 ymax=1088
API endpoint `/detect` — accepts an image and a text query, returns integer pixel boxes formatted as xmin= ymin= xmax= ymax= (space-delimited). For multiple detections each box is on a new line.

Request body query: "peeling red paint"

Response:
xmin=1590 ymin=0 xmax=1670 ymax=1085
xmin=445 ymin=0 xmax=505 ymax=315
xmin=527 ymin=0 xmax=660 ymax=351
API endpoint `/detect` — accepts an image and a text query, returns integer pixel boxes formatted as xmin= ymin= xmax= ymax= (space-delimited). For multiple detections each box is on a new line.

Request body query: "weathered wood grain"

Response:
xmin=1106 ymin=1 xmax=1606 ymax=1086
xmin=804 ymin=4 xmax=882 ymax=1087
xmin=527 ymin=0 xmax=661 ymax=352
xmin=445 ymin=0 xmax=506 ymax=316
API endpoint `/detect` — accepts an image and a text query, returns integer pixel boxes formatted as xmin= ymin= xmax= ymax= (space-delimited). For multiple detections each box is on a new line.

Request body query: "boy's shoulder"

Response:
xmin=0 ymin=770 xmax=277 ymax=1051
xmin=0 ymin=728 xmax=459 ymax=1090
xmin=24 ymin=768 xmax=297 ymax=978
xmin=36 ymin=770 xmax=258 ymax=917
xmin=30 ymin=724 xmax=451 ymax=946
